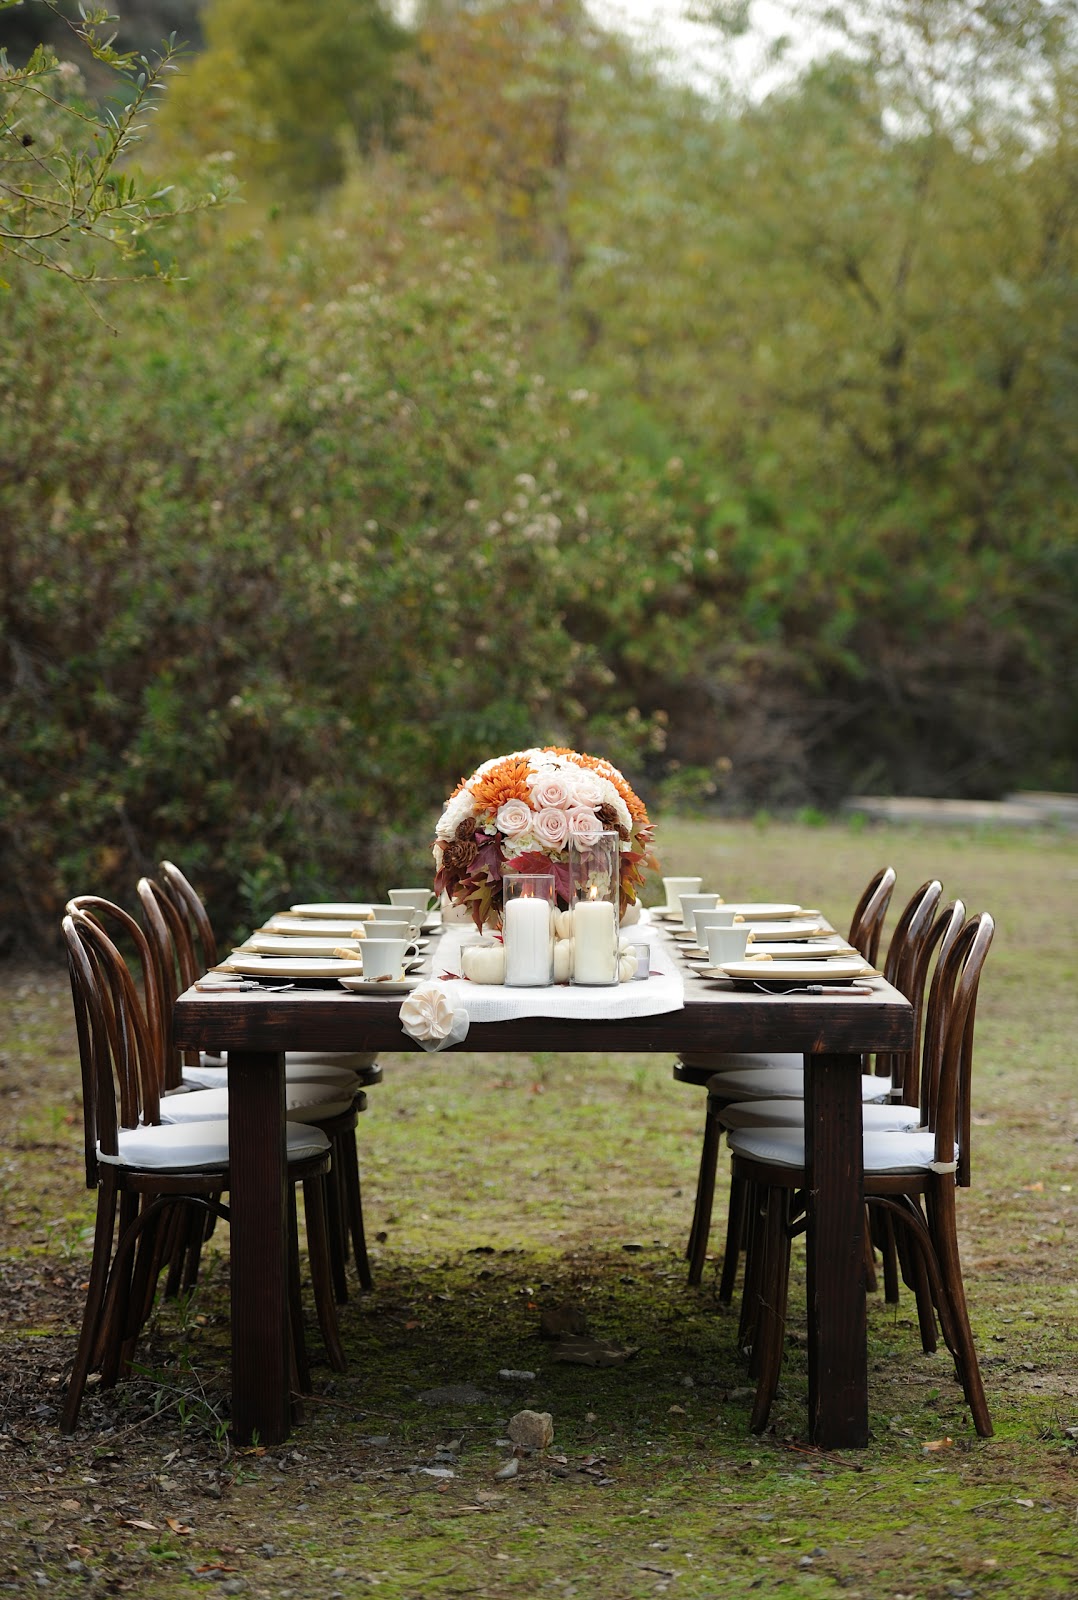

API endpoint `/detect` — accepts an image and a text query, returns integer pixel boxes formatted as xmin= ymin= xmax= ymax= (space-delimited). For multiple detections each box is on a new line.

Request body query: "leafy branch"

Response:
xmin=0 ymin=2 xmax=233 ymax=287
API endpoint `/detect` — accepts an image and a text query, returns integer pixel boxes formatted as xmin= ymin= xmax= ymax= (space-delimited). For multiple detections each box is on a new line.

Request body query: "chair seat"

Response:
xmin=183 ymin=1058 xmax=362 ymax=1091
xmin=161 ymin=1083 xmax=357 ymax=1124
xmin=681 ymin=1050 xmax=803 ymax=1074
xmin=720 ymin=1098 xmax=924 ymax=1132
xmin=727 ymin=1123 xmax=957 ymax=1175
xmin=286 ymin=1051 xmax=378 ymax=1072
xmin=708 ymin=1065 xmax=893 ymax=1102
xmin=98 ymin=1118 xmax=331 ymax=1171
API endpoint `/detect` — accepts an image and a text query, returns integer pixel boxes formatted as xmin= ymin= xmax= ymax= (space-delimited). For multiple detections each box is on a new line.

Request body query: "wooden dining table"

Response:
xmin=172 ymin=939 xmax=913 ymax=1451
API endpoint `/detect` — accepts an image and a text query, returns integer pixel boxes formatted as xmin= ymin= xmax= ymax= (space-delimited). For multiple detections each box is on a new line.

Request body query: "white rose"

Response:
xmin=568 ymin=769 xmax=603 ymax=806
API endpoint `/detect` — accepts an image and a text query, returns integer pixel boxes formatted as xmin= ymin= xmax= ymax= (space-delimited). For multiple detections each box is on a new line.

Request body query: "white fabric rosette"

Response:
xmin=399 ymin=980 xmax=470 ymax=1052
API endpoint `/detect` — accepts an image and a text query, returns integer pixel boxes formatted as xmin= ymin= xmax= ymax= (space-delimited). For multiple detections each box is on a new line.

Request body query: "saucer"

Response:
xmin=339 ymin=976 xmax=421 ymax=996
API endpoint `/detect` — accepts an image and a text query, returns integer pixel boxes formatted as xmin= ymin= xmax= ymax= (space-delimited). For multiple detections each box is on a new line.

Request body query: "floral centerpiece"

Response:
xmin=433 ymin=747 xmax=656 ymax=930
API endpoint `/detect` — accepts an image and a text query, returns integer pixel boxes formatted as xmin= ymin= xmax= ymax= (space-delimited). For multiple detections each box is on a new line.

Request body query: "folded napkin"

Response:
xmin=399 ymin=981 xmax=470 ymax=1052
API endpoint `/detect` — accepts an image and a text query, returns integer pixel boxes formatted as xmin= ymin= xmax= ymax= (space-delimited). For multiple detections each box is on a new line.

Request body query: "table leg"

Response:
xmin=227 ymin=1049 xmax=291 ymax=1445
xmin=803 ymin=1050 xmax=868 ymax=1448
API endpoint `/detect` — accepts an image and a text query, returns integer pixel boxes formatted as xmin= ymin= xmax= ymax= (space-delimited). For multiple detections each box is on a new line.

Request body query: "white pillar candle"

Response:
xmin=572 ymin=898 xmax=617 ymax=984
xmin=503 ymin=895 xmax=553 ymax=986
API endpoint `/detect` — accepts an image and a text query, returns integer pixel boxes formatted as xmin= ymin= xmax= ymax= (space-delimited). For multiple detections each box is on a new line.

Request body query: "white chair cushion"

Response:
xmin=720 ymin=1098 xmax=924 ymax=1132
xmin=98 ymin=1118 xmax=331 ymax=1171
xmin=727 ymin=1124 xmax=957 ymax=1175
xmin=182 ymin=1059 xmax=361 ymax=1091
xmin=286 ymin=1051 xmax=378 ymax=1072
xmin=709 ymin=1066 xmax=892 ymax=1103
xmin=682 ymin=1050 xmax=802 ymax=1073
xmin=161 ymin=1083 xmax=356 ymax=1124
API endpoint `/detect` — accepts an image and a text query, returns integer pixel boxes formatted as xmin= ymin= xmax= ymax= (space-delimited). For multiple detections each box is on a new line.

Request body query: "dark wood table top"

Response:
xmin=173 ymin=972 xmax=914 ymax=1058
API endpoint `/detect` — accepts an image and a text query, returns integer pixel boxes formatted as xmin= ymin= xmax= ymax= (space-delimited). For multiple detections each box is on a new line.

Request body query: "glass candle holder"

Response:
xmin=569 ymin=832 xmax=620 ymax=986
xmin=502 ymin=874 xmax=555 ymax=987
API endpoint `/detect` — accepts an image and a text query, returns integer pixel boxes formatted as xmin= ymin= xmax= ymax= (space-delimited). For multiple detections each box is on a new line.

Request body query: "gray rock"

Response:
xmin=507 ymin=1410 xmax=554 ymax=1450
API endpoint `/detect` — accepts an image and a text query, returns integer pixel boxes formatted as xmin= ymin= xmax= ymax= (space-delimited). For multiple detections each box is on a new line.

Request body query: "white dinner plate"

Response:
xmin=339 ymin=976 xmax=421 ymax=996
xmin=288 ymin=902 xmax=375 ymax=919
xmin=261 ymin=917 xmax=375 ymax=937
xmin=733 ymin=920 xmax=829 ymax=940
xmin=224 ymin=954 xmax=365 ymax=979
xmin=245 ymin=935 xmax=366 ymax=957
xmin=747 ymin=937 xmax=856 ymax=958
xmin=716 ymin=902 xmax=805 ymax=920
xmin=721 ymin=956 xmax=873 ymax=984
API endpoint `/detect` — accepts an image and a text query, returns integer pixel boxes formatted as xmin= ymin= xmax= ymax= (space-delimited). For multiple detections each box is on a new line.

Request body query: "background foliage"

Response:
xmin=1 ymin=0 xmax=1076 ymax=946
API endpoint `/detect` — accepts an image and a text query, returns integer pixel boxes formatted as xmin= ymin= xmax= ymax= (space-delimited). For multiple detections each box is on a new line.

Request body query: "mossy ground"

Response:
xmin=1 ymin=820 xmax=1075 ymax=1597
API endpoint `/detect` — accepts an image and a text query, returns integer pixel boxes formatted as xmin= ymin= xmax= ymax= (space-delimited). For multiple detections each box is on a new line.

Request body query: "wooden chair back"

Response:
xmin=920 ymin=911 xmax=994 ymax=1187
xmin=136 ymin=878 xmax=192 ymax=1090
xmin=874 ymin=879 xmax=943 ymax=1095
xmin=847 ymin=866 xmax=897 ymax=966
xmin=63 ymin=909 xmax=165 ymax=1164
xmin=65 ymin=896 xmax=168 ymax=1099
xmin=158 ymin=861 xmax=219 ymax=971
xmin=153 ymin=863 xmax=225 ymax=1064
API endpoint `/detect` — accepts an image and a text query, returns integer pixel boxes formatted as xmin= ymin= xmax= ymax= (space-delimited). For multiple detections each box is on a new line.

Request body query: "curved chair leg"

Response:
xmin=687 ymin=1106 xmax=722 ymax=1286
xmin=338 ymin=1126 xmax=373 ymax=1291
xmin=750 ymin=1188 xmax=792 ymax=1433
xmin=926 ymin=1185 xmax=992 ymax=1437
xmin=685 ymin=1116 xmax=714 ymax=1263
xmin=303 ymin=1176 xmax=347 ymax=1373
xmin=61 ymin=1185 xmax=119 ymax=1434
xmin=739 ymin=1182 xmax=770 ymax=1354
xmin=287 ymin=1186 xmax=312 ymax=1395
xmin=718 ymin=1173 xmax=748 ymax=1306
xmin=324 ymin=1155 xmax=350 ymax=1306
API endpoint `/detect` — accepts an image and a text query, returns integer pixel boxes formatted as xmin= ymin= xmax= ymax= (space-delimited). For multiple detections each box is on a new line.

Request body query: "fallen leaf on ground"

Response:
xmin=550 ymin=1336 xmax=639 ymax=1367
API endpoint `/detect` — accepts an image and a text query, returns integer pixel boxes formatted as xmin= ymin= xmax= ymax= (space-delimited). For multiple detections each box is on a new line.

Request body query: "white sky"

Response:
xmin=586 ymin=0 xmax=817 ymax=98
xmin=392 ymin=1 xmax=820 ymax=99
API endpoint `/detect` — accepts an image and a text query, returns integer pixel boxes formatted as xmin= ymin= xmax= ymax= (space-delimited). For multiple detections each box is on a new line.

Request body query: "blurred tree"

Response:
xmin=154 ymin=0 xmax=412 ymax=194
xmin=401 ymin=0 xmax=626 ymax=288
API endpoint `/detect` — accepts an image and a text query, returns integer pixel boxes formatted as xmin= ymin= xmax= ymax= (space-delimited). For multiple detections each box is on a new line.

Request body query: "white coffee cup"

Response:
xmin=679 ymin=892 xmax=720 ymax=927
xmin=706 ymin=925 xmax=750 ymax=966
xmin=369 ymin=903 xmax=422 ymax=935
xmin=662 ymin=876 xmax=702 ymax=913
xmin=693 ymin=907 xmax=737 ymax=943
xmin=389 ymin=888 xmax=433 ymax=914
xmin=362 ymin=919 xmax=417 ymax=945
xmin=361 ymin=937 xmax=417 ymax=981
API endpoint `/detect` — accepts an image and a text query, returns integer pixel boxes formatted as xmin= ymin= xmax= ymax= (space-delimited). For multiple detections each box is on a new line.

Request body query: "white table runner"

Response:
xmin=399 ymin=911 xmax=684 ymax=1049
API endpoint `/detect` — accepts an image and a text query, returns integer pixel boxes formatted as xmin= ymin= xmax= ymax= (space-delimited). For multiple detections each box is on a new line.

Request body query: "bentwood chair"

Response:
xmin=157 ymin=861 xmax=382 ymax=1091
xmin=61 ymin=908 xmax=344 ymax=1432
xmin=134 ymin=878 xmax=372 ymax=1303
xmin=680 ymin=867 xmax=898 ymax=1286
xmin=728 ymin=911 xmax=995 ymax=1437
xmin=715 ymin=896 xmax=966 ymax=1336
xmin=151 ymin=864 xmax=376 ymax=1293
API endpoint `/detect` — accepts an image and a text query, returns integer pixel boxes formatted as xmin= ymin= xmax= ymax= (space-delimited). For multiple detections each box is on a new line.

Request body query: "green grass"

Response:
xmin=0 ymin=818 xmax=1076 ymax=1598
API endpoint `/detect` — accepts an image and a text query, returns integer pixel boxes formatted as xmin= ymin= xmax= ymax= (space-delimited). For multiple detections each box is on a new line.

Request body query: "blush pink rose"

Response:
xmin=532 ymin=807 xmax=570 ymax=848
xmin=566 ymin=806 xmax=604 ymax=846
xmin=496 ymin=799 xmax=533 ymax=836
xmin=530 ymin=772 xmax=572 ymax=810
